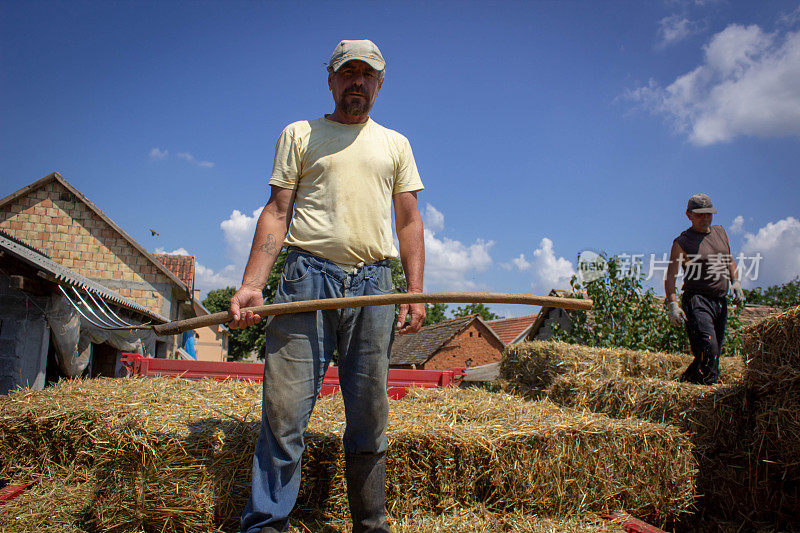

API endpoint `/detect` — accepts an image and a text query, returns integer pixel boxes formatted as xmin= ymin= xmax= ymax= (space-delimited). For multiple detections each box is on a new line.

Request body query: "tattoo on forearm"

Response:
xmin=259 ymin=234 xmax=277 ymax=255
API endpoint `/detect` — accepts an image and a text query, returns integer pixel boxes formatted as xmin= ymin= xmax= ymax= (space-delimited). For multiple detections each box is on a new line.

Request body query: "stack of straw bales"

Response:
xmin=0 ymin=477 xmax=624 ymax=533
xmin=0 ymin=378 xmax=696 ymax=532
xmin=738 ymin=306 xmax=800 ymax=524
xmin=508 ymin=308 xmax=799 ymax=528
xmin=500 ymin=341 xmax=742 ymax=396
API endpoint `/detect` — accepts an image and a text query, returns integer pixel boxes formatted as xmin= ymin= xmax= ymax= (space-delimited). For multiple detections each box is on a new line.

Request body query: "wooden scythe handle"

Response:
xmin=153 ymin=292 xmax=591 ymax=336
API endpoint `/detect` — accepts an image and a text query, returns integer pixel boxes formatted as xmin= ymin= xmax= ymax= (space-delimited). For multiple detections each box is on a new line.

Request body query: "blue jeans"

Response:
xmin=241 ymin=248 xmax=396 ymax=533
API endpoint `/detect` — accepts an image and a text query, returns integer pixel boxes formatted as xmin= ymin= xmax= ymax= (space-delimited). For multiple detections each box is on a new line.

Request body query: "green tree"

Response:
xmin=743 ymin=276 xmax=800 ymax=307
xmin=552 ymin=252 xmax=744 ymax=357
xmin=202 ymin=249 xmax=287 ymax=361
xmin=423 ymin=302 xmax=449 ymax=326
xmin=389 ymin=258 xmax=406 ymax=293
xmin=451 ymin=303 xmax=503 ymax=322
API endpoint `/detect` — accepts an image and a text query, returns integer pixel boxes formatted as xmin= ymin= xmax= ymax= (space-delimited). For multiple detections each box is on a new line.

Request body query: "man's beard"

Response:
xmin=340 ymin=92 xmax=372 ymax=115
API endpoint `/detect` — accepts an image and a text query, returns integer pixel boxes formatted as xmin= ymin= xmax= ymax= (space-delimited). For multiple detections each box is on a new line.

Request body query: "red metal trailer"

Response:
xmin=121 ymin=354 xmax=464 ymax=399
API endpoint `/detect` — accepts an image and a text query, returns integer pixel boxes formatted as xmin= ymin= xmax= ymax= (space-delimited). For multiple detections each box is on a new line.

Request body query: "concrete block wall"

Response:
xmin=424 ymin=322 xmax=505 ymax=371
xmin=0 ymin=180 xmax=169 ymax=317
xmin=0 ymin=281 xmax=50 ymax=394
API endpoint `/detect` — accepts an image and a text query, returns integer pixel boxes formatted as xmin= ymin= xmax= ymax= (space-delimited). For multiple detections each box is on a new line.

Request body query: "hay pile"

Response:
xmin=741 ymin=305 xmax=800 ymax=392
xmin=519 ymin=307 xmax=800 ymax=528
xmin=548 ymin=375 xmax=738 ymax=430
xmin=0 ymin=479 xmax=623 ymax=533
xmin=500 ymin=341 xmax=741 ymax=396
xmin=738 ymin=306 xmax=800 ymax=524
xmin=388 ymin=507 xmax=624 ymax=532
xmin=0 ymin=466 xmax=94 ymax=533
xmin=546 ymin=375 xmax=755 ymax=521
xmin=0 ymin=379 xmax=697 ymax=532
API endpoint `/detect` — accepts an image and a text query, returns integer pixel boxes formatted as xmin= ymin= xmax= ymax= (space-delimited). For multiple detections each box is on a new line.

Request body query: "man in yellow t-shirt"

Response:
xmin=229 ymin=39 xmax=426 ymax=533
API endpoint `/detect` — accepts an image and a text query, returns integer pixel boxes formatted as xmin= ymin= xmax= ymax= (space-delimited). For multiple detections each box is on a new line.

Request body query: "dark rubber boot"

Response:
xmin=258 ymin=519 xmax=288 ymax=533
xmin=345 ymin=452 xmax=391 ymax=533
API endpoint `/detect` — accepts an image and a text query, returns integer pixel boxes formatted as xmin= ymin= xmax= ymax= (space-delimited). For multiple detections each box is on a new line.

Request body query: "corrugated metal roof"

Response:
xmin=0 ymin=233 xmax=167 ymax=323
xmin=463 ymin=362 xmax=500 ymax=382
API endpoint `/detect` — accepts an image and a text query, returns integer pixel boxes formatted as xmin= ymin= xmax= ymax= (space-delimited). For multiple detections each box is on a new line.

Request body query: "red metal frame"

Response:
xmin=121 ymin=354 xmax=464 ymax=398
xmin=603 ymin=512 xmax=667 ymax=533
xmin=0 ymin=483 xmax=32 ymax=514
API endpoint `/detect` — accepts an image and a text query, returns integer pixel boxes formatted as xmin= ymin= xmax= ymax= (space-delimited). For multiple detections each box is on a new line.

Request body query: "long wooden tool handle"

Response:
xmin=153 ymin=292 xmax=591 ymax=336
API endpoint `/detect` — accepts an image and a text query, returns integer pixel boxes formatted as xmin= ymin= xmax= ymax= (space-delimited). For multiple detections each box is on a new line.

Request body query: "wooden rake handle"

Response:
xmin=153 ymin=292 xmax=592 ymax=336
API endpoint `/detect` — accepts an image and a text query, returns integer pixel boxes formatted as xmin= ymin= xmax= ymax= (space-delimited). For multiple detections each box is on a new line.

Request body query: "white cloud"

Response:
xmin=779 ymin=5 xmax=800 ymax=27
xmin=422 ymin=204 xmax=494 ymax=290
xmin=529 ymin=238 xmax=576 ymax=292
xmin=423 ymin=203 xmax=445 ymax=233
xmin=728 ymin=215 xmax=744 ymax=235
xmin=154 ymin=246 xmax=190 ymax=255
xmin=729 ymin=215 xmax=745 ymax=234
xmin=220 ymin=207 xmax=262 ymax=264
xmin=510 ymin=254 xmax=532 ymax=271
xmin=177 ymin=152 xmax=215 ymax=168
xmin=149 ymin=147 xmax=168 ymax=160
xmin=194 ymin=263 xmax=240 ymax=292
xmin=740 ymin=217 xmax=800 ymax=288
xmin=505 ymin=239 xmax=575 ymax=294
xmin=627 ymin=23 xmax=800 ymax=145
xmin=149 ymin=148 xmax=214 ymax=168
xmin=657 ymin=15 xmax=698 ymax=48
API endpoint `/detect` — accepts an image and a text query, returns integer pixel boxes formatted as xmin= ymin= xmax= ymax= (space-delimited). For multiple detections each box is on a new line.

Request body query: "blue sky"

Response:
xmin=2 ymin=1 xmax=799 ymax=317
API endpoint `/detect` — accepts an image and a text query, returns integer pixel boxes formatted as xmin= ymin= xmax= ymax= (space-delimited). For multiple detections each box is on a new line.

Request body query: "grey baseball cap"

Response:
xmin=328 ymin=39 xmax=385 ymax=73
xmin=686 ymin=194 xmax=717 ymax=214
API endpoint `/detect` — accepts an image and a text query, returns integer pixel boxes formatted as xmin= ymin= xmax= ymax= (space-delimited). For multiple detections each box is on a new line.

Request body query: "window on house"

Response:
xmin=469 ymin=331 xmax=473 ymax=337
xmin=478 ymin=332 xmax=482 ymax=337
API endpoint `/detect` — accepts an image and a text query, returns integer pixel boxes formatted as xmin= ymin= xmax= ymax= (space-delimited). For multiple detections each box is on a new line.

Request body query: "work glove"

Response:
xmin=668 ymin=301 xmax=686 ymax=327
xmin=731 ymin=279 xmax=745 ymax=305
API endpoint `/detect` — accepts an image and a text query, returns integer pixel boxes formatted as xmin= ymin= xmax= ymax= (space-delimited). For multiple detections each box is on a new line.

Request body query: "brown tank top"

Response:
xmin=674 ymin=225 xmax=731 ymax=298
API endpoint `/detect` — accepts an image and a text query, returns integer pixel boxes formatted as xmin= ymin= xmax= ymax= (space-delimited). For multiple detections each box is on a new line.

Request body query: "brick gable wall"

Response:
xmin=0 ymin=180 xmax=171 ymax=316
xmin=423 ymin=322 xmax=504 ymax=370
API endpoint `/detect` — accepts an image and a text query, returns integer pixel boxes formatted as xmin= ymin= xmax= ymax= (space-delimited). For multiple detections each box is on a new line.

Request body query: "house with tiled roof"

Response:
xmin=0 ymin=172 xmax=197 ymax=365
xmin=389 ymin=315 xmax=505 ymax=371
xmin=485 ymin=314 xmax=538 ymax=345
xmin=154 ymin=254 xmax=195 ymax=295
xmin=154 ymin=253 xmax=230 ymax=362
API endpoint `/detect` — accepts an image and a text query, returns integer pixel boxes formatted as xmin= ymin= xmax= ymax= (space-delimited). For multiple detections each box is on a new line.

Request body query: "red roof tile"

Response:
xmin=486 ymin=314 xmax=538 ymax=345
xmin=154 ymin=254 xmax=195 ymax=291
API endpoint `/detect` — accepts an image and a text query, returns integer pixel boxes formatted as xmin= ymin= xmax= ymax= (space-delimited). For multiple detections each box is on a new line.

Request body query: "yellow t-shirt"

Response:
xmin=269 ymin=116 xmax=424 ymax=268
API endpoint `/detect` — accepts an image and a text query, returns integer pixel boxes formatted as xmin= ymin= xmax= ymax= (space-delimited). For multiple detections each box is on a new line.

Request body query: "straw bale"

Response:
xmin=0 ymin=465 xmax=95 ymax=533
xmin=545 ymin=374 xmax=800 ymax=526
xmin=752 ymin=390 xmax=800 ymax=471
xmin=500 ymin=341 xmax=621 ymax=395
xmin=0 ymin=384 xmax=108 ymax=476
xmin=547 ymin=375 xmax=727 ymax=427
xmin=740 ymin=306 xmax=800 ymax=391
xmin=547 ymin=375 xmax=752 ymax=446
xmin=500 ymin=342 xmax=741 ymax=397
xmin=0 ymin=378 xmax=696 ymax=531
xmin=388 ymin=507 xmax=623 ymax=532
xmin=383 ymin=388 xmax=696 ymax=523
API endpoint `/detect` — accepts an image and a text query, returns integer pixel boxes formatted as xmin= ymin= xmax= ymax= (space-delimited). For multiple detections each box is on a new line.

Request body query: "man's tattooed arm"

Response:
xmin=259 ymin=234 xmax=277 ymax=256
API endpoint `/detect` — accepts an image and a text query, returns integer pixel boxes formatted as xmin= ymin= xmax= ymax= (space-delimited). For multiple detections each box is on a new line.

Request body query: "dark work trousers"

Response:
xmin=680 ymin=292 xmax=727 ymax=385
